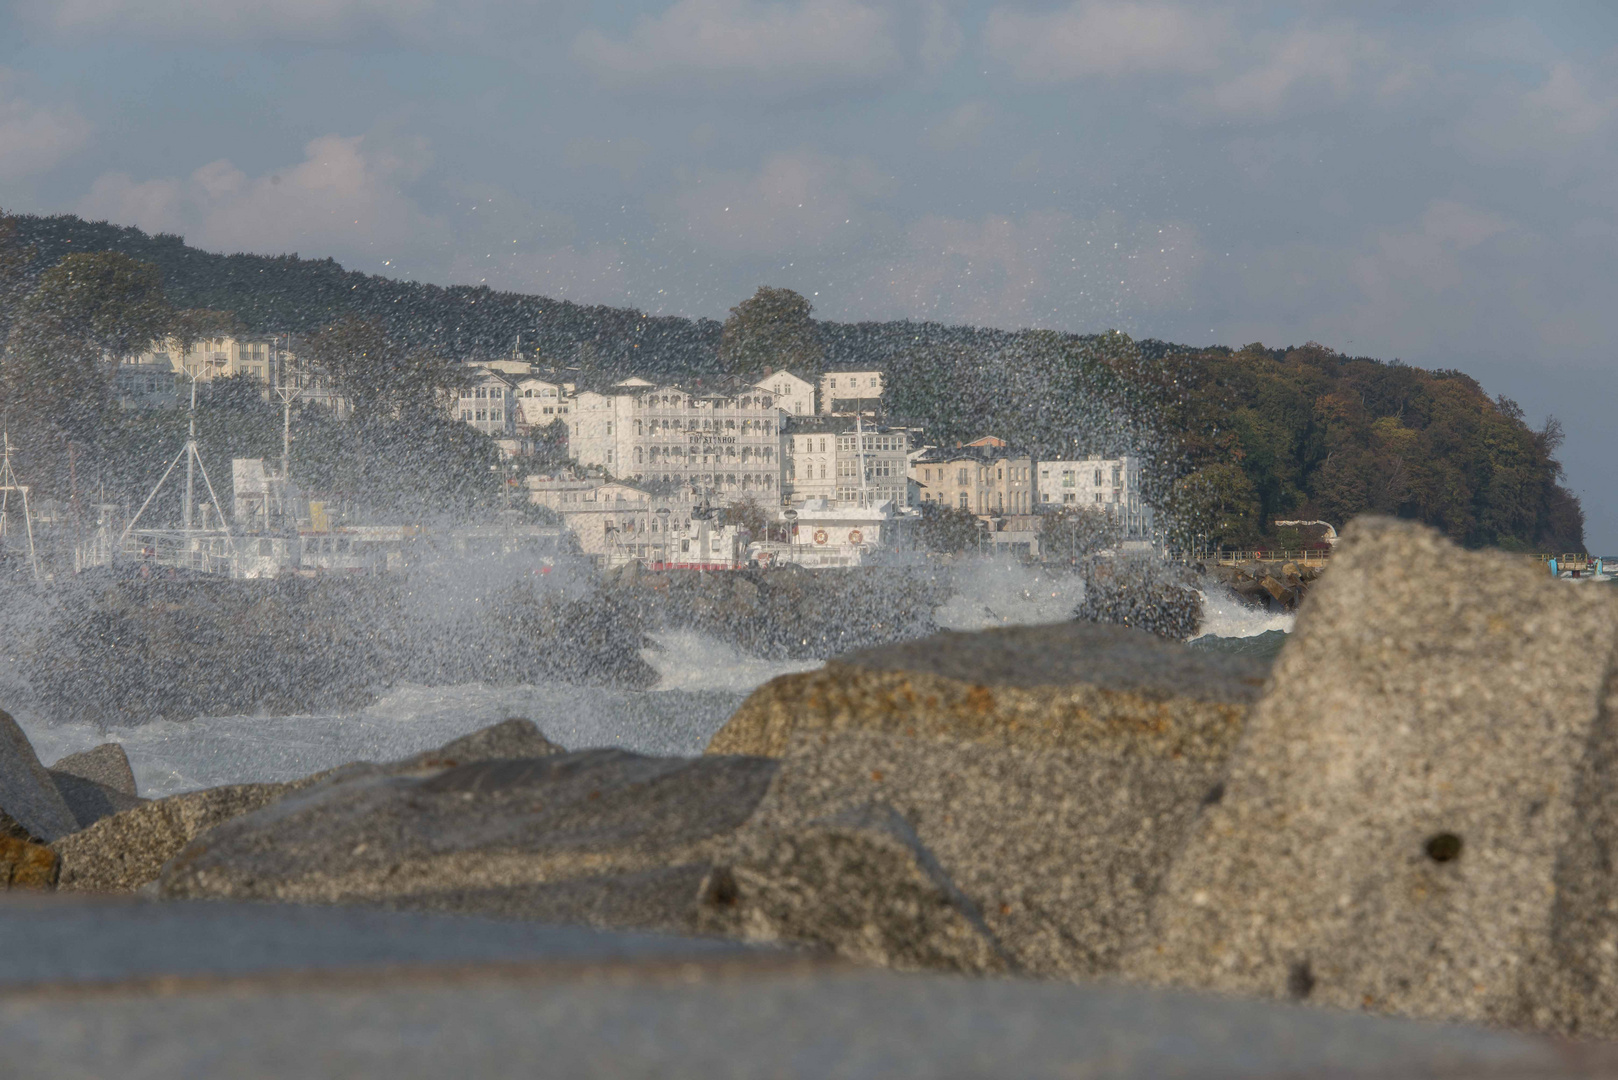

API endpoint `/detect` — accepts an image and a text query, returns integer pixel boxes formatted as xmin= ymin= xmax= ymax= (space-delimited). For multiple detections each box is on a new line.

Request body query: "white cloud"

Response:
xmin=984 ymin=2 xmax=1224 ymax=82
xmin=21 ymin=0 xmax=442 ymax=43
xmin=573 ymin=0 xmax=905 ymax=94
xmin=1200 ymin=24 xmax=1392 ymax=118
xmin=666 ymin=149 xmax=893 ymax=256
xmin=0 ymin=71 xmax=92 ymax=181
xmin=923 ymin=100 xmax=993 ymax=151
xmin=78 ymin=134 xmax=447 ymax=260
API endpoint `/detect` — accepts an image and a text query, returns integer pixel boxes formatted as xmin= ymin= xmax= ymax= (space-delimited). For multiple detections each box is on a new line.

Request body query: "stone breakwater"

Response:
xmin=4 ymin=516 xmax=1618 ymax=1040
xmin=5 ymin=563 xmax=954 ymax=726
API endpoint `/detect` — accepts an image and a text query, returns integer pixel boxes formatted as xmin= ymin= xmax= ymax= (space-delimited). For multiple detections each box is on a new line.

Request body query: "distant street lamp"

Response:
xmin=656 ymin=506 xmax=670 ymax=567
xmin=784 ymin=507 xmax=799 ymax=566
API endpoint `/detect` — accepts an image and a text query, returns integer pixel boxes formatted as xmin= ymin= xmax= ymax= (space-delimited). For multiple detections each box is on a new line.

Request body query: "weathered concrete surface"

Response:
xmin=2 ymin=896 xmax=1616 ymax=1080
xmin=699 ymin=800 xmax=1011 ymax=974
xmin=739 ymin=729 xmax=1224 ymax=976
xmin=157 ymin=750 xmax=781 ymax=907
xmin=50 ymin=743 xmax=138 ymax=796
xmin=55 ymin=782 xmax=292 ymax=892
xmin=707 ymin=621 xmax=1269 ymax=758
xmin=50 ymin=742 xmax=144 ymax=829
xmin=54 ymin=719 xmax=568 ymax=893
xmin=0 ymin=709 xmax=83 ymax=844
xmin=1127 ymin=517 xmax=1618 ymax=1036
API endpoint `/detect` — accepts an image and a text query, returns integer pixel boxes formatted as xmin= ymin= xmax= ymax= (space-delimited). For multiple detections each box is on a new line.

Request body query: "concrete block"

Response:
xmin=1127 ymin=517 xmax=1618 ymax=1035
xmin=0 ymin=709 xmax=81 ymax=843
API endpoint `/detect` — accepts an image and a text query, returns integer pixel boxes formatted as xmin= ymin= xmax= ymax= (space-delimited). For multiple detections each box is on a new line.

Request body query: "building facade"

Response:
xmin=570 ymin=378 xmax=785 ymax=504
xmin=513 ymin=377 xmax=573 ymax=428
xmin=819 ymin=367 xmax=883 ymax=415
xmin=754 ymin=370 xmax=815 ymax=416
xmin=783 ymin=416 xmax=914 ymax=508
xmin=453 ymin=369 xmax=519 ymax=438
xmin=1037 ymin=455 xmax=1151 ymax=536
xmin=910 ymin=442 xmax=1036 ymax=516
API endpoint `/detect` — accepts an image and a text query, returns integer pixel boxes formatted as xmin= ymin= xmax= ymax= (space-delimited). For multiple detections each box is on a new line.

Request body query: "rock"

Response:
xmin=50 ymin=743 xmax=137 ymax=797
xmin=391 ymin=717 xmax=563 ymax=771
xmin=156 ymin=750 xmax=781 ymax=908
xmin=50 ymin=743 xmax=144 ymax=830
xmin=1126 ymin=517 xmax=1618 ymax=1036
xmin=54 ymin=719 xmax=572 ymax=893
xmin=737 ymin=729 xmax=1227 ymax=976
xmin=1076 ymin=558 xmax=1204 ymax=640
xmin=0 ymin=709 xmax=79 ymax=843
xmin=0 ymin=835 xmax=59 ymax=888
xmin=699 ymin=800 xmax=1011 ymax=974
xmin=707 ymin=620 xmax=1268 ymax=758
xmin=55 ymin=783 xmax=293 ymax=893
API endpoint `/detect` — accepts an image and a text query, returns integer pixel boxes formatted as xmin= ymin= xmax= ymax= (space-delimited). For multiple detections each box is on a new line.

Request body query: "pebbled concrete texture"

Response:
xmin=1128 ymin=517 xmax=1618 ymax=1036
xmin=1 ymin=895 xmax=1616 ymax=1080
xmin=0 ymin=709 xmax=79 ymax=843
xmin=746 ymin=729 xmax=1224 ymax=977
xmin=707 ymin=621 xmax=1268 ymax=759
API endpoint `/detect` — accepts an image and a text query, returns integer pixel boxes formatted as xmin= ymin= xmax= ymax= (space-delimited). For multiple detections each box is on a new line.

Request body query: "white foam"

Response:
xmin=1196 ymin=586 xmax=1295 ymax=638
xmin=933 ymin=559 xmax=1088 ymax=631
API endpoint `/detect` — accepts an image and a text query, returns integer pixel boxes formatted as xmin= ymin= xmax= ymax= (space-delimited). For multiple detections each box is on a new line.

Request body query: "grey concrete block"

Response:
xmin=749 ymin=729 xmax=1224 ymax=976
xmin=1127 ymin=517 xmax=1618 ymax=1035
xmin=50 ymin=742 xmax=138 ymax=796
xmin=709 ymin=620 xmax=1268 ymax=758
xmin=2 ymin=895 xmax=1617 ymax=1079
xmin=0 ymin=708 xmax=81 ymax=843
xmin=157 ymin=749 xmax=780 ymax=907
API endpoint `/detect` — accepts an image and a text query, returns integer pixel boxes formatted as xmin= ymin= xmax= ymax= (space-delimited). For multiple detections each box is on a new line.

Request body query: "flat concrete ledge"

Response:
xmin=2 ymin=896 xmax=1617 ymax=1078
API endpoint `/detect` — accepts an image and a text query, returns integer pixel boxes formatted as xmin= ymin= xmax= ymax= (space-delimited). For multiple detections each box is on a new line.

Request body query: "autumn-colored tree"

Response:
xmin=718 ymin=287 xmax=823 ymax=378
xmin=1163 ymin=463 xmax=1262 ymax=550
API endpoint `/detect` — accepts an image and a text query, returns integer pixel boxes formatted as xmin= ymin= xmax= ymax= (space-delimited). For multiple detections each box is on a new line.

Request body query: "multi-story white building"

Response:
xmin=452 ymin=369 xmax=519 ymax=438
xmin=784 ymin=416 xmax=914 ymax=508
xmin=755 ymin=369 xmax=815 ymax=417
xmin=819 ymin=366 xmax=884 ymax=415
xmin=513 ymin=377 xmax=573 ymax=428
xmin=570 ymin=378 xmax=785 ymax=503
xmin=1037 ymin=454 xmax=1151 ymax=536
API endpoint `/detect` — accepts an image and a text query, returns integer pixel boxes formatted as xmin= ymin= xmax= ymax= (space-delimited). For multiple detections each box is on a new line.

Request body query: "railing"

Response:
xmin=1213 ymin=548 xmax=1333 ymax=566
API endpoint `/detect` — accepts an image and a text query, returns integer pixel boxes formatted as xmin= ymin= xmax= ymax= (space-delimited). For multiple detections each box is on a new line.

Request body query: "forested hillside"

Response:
xmin=2 ymin=213 xmax=1585 ymax=551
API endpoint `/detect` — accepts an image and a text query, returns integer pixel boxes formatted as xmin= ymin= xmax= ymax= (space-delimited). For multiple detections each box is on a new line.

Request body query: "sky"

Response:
xmin=1 ymin=1 xmax=1615 ymax=548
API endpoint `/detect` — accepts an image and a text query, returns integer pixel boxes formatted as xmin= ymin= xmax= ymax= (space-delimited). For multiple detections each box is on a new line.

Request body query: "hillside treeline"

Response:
xmin=3 ymin=213 xmax=1584 ymax=551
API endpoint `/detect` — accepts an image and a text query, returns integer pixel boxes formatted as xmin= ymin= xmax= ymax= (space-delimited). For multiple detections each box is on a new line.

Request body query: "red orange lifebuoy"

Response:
xmin=848 ymin=529 xmax=863 ymax=545
xmin=813 ymin=529 xmax=829 ymax=545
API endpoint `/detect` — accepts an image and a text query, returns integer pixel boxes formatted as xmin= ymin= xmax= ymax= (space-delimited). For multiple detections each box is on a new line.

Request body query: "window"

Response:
xmin=830 ymin=378 xmax=837 ymax=388
xmin=1062 ymin=470 xmax=1075 ymax=487
xmin=959 ymin=492 xmax=969 ymax=509
xmin=957 ymin=468 xmax=968 ymax=485
xmin=1095 ymin=469 xmax=1103 ymax=486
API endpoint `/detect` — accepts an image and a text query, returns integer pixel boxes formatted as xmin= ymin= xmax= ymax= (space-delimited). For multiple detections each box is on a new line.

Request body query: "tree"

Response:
xmin=0 ymin=210 xmax=35 ymax=345
xmin=1 ymin=252 xmax=172 ymax=449
xmin=301 ymin=316 xmax=468 ymax=422
xmin=915 ymin=502 xmax=983 ymax=554
xmin=718 ymin=287 xmax=823 ymax=378
xmin=1163 ymin=463 xmax=1262 ymax=550
xmin=1039 ymin=506 xmax=1121 ymax=562
xmin=169 ymin=308 xmax=245 ymax=366
xmin=719 ymin=495 xmax=770 ymax=539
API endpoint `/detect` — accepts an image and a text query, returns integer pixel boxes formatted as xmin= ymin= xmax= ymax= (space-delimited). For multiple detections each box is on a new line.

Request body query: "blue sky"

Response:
xmin=2 ymin=1 xmax=1615 ymax=547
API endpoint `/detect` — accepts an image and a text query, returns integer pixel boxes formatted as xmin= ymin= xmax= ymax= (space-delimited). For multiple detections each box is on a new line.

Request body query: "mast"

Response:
xmin=855 ymin=413 xmax=869 ymax=508
xmin=0 ymin=428 xmax=41 ymax=582
xmin=183 ymin=378 xmax=197 ymax=531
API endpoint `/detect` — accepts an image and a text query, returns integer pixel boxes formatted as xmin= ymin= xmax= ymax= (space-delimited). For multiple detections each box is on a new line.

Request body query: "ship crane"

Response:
xmin=119 ymin=375 xmax=238 ymax=574
xmin=0 ymin=428 xmax=41 ymax=582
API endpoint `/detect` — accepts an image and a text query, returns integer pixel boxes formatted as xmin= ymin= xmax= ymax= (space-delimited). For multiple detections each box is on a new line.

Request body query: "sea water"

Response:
xmin=16 ymin=565 xmax=1293 ymax=798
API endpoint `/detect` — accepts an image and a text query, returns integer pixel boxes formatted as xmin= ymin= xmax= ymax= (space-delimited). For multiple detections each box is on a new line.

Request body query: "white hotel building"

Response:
xmin=1037 ymin=454 xmax=1152 ymax=537
xmin=569 ymin=378 xmax=785 ymax=502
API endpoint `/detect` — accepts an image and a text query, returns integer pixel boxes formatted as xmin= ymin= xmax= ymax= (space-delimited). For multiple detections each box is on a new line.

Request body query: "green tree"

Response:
xmin=1164 ymin=463 xmax=1262 ymax=550
xmin=0 ymin=210 xmax=35 ymax=345
xmin=301 ymin=316 xmax=468 ymax=422
xmin=718 ymin=287 xmax=823 ymax=378
xmin=915 ymin=502 xmax=983 ymax=554
xmin=1039 ymin=506 xmax=1121 ymax=562
xmin=2 ymin=252 xmax=172 ymax=448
